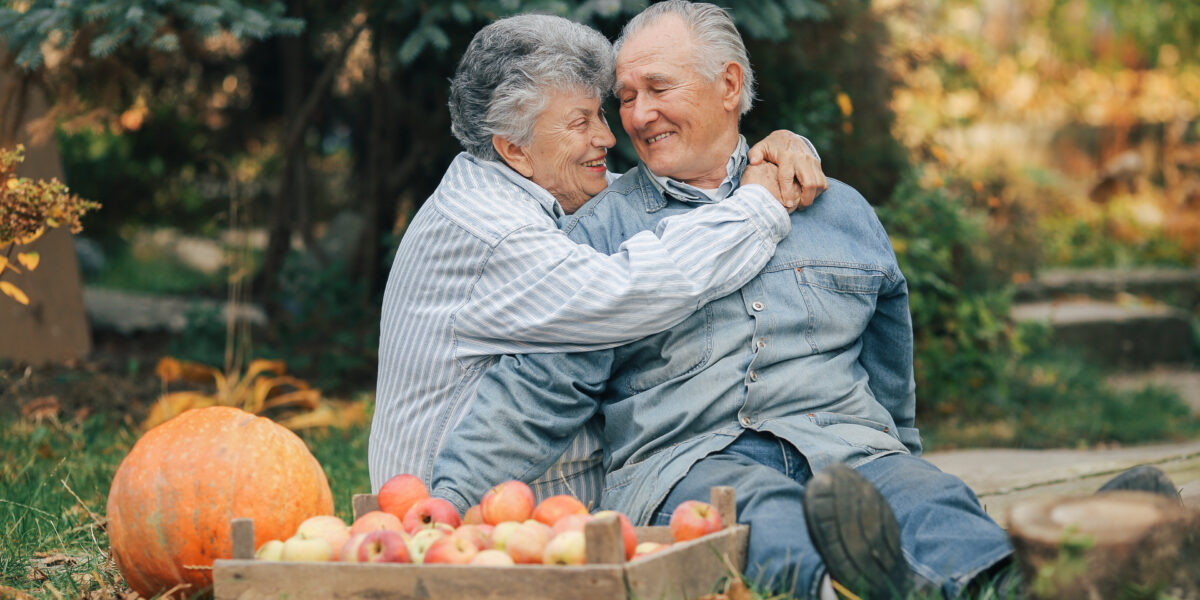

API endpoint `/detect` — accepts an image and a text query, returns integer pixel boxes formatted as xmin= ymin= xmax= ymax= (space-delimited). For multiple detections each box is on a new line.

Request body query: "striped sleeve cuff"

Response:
xmin=731 ymin=183 xmax=791 ymax=244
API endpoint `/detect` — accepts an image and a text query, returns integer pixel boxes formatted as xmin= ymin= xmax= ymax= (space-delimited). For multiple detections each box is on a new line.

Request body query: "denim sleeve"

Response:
xmin=860 ymin=263 xmax=922 ymax=456
xmin=430 ymin=349 xmax=613 ymax=513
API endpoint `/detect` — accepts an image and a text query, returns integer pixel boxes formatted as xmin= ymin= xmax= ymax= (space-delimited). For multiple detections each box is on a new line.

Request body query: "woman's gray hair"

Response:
xmin=449 ymin=15 xmax=615 ymax=161
xmin=615 ymin=1 xmax=755 ymax=116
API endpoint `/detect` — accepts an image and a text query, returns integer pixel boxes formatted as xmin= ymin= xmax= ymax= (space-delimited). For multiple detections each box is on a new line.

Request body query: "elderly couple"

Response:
xmin=370 ymin=2 xmax=1178 ymax=598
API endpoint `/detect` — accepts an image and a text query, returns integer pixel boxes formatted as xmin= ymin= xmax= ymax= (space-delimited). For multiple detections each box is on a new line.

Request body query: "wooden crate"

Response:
xmin=213 ymin=487 xmax=748 ymax=600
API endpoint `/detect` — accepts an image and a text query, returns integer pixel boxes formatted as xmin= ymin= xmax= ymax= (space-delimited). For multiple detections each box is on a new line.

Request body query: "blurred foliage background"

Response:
xmin=2 ymin=0 xmax=1199 ymax=447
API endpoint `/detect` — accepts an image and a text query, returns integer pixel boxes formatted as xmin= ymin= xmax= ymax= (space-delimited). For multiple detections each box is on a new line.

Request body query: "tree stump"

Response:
xmin=1008 ymin=491 xmax=1200 ymax=600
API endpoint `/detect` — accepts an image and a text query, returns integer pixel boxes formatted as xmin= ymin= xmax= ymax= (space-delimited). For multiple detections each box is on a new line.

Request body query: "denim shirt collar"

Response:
xmin=640 ymin=136 xmax=749 ymax=212
xmin=464 ymin=152 xmax=567 ymax=219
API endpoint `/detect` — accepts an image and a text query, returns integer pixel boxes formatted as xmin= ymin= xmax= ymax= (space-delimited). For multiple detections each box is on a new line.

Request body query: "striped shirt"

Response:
xmin=369 ymin=151 xmax=789 ymax=505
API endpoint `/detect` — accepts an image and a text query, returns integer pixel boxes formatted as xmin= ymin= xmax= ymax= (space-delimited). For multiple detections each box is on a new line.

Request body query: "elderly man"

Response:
xmin=370 ymin=13 xmax=826 ymax=507
xmin=431 ymin=2 xmax=1176 ymax=599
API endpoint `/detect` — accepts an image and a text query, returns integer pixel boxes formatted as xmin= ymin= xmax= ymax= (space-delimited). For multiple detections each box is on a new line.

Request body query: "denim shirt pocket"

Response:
xmin=613 ymin=304 xmax=714 ymax=395
xmin=808 ymin=411 xmax=907 ymax=455
xmin=795 ymin=267 xmax=883 ymax=354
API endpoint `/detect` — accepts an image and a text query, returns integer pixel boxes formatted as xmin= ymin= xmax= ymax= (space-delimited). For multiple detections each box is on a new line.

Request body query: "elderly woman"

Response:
xmin=370 ymin=14 xmax=826 ymax=507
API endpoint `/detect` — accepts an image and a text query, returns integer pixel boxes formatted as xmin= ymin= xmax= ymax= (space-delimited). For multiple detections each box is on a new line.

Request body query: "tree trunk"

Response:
xmin=259 ymin=0 xmax=308 ymax=309
xmin=1008 ymin=491 xmax=1200 ymax=599
xmin=0 ymin=60 xmax=92 ymax=364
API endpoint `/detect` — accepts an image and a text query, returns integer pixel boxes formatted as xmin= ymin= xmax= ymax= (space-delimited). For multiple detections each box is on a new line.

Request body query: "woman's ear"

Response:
xmin=492 ymin=135 xmax=534 ymax=178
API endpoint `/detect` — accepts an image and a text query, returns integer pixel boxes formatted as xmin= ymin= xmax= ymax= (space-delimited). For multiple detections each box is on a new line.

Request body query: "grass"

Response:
xmin=0 ymin=404 xmax=370 ymax=599
xmin=0 ymin=389 xmax=1188 ymax=599
xmin=85 ymin=243 xmax=230 ymax=296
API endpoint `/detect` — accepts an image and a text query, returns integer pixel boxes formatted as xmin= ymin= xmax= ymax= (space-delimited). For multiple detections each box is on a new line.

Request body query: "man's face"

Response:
xmin=615 ymin=15 xmax=741 ymax=188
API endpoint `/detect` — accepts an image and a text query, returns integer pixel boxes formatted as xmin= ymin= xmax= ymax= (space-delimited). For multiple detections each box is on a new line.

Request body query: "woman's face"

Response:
xmin=522 ymin=89 xmax=617 ymax=214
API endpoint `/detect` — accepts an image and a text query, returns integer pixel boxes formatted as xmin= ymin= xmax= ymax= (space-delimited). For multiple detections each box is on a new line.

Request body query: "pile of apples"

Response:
xmin=254 ymin=474 xmax=724 ymax=566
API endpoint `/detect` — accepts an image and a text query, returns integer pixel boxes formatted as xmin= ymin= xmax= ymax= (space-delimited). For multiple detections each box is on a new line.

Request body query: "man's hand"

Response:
xmin=747 ymin=130 xmax=828 ymax=211
xmin=741 ymin=162 xmax=789 ymax=212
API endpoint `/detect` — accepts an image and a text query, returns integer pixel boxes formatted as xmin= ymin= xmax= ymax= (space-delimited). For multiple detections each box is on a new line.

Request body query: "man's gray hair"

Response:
xmin=615 ymin=0 xmax=756 ymax=116
xmin=449 ymin=15 xmax=615 ymax=161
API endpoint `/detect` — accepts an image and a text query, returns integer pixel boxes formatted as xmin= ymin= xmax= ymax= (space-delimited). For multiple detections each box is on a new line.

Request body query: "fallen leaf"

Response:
xmin=726 ymin=577 xmax=752 ymax=600
xmin=275 ymin=400 xmax=365 ymax=430
xmin=142 ymin=392 xmax=218 ymax=430
xmin=0 ymin=584 xmax=36 ymax=599
xmin=20 ymin=396 xmax=60 ymax=423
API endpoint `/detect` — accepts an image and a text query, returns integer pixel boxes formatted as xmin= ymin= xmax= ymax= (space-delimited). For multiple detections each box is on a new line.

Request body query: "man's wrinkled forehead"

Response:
xmin=613 ymin=72 xmax=677 ymax=96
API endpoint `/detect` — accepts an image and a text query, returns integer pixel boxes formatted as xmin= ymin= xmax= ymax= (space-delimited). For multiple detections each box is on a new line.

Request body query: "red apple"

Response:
xmin=593 ymin=510 xmax=637 ymax=560
xmin=350 ymin=510 xmax=405 ymax=536
xmin=358 ymin=529 xmax=411 ymax=563
xmin=504 ymin=521 xmax=554 ymax=564
xmin=632 ymin=541 xmax=670 ymax=559
xmin=403 ymin=497 xmax=461 ymax=534
xmin=531 ymin=494 xmax=589 ymax=527
xmin=669 ymin=500 xmax=723 ymax=542
xmin=489 ymin=521 xmax=521 ymax=551
xmin=552 ymin=513 xmax=593 ymax=536
xmin=280 ymin=536 xmax=333 ymax=562
xmin=424 ymin=534 xmax=480 ymax=564
xmin=339 ymin=533 xmax=369 ymax=562
xmin=480 ymin=480 xmax=535 ymax=525
xmin=255 ymin=539 xmax=285 ymax=561
xmin=450 ymin=524 xmax=490 ymax=551
xmin=292 ymin=515 xmax=351 ymax=559
xmin=463 ymin=505 xmax=484 ymax=525
xmin=470 ymin=549 xmax=515 ymax=566
xmin=406 ymin=528 xmax=447 ymax=564
xmin=378 ymin=473 xmax=429 ymax=520
xmin=542 ymin=530 xmax=586 ymax=565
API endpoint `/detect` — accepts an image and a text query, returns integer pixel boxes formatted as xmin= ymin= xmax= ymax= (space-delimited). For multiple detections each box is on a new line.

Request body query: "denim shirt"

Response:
xmin=432 ymin=163 xmax=920 ymax=525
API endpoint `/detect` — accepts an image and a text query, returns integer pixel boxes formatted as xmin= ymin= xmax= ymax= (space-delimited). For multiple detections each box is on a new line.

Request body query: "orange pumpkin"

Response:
xmin=106 ymin=406 xmax=334 ymax=597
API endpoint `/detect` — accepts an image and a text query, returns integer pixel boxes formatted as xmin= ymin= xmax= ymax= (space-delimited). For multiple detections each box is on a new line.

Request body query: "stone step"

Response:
xmin=1012 ymin=299 xmax=1195 ymax=368
xmin=926 ymin=441 xmax=1200 ymax=528
xmin=1107 ymin=368 xmax=1200 ymax=416
xmin=1015 ymin=267 xmax=1200 ymax=309
xmin=84 ymin=287 xmax=267 ymax=336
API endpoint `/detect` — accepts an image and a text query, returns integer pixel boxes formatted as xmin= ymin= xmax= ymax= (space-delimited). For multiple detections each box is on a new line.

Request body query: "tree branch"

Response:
xmin=283 ymin=20 xmax=368 ymax=150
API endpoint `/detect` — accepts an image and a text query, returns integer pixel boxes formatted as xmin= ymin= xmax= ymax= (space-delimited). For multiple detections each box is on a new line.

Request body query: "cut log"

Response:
xmin=1008 ymin=491 xmax=1200 ymax=599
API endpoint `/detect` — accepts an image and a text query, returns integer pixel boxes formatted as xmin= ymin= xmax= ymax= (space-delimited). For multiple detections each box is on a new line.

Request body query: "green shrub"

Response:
xmin=879 ymin=172 xmax=1199 ymax=448
xmin=877 ymin=174 xmax=1023 ymax=423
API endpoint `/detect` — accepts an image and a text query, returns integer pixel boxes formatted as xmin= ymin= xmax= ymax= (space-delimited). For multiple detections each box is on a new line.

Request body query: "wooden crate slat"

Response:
xmin=624 ymin=525 xmax=749 ymax=600
xmin=214 ymin=560 xmax=626 ymax=600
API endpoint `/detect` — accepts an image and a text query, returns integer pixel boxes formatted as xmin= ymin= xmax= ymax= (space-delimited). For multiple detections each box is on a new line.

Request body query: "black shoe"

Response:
xmin=804 ymin=464 xmax=911 ymax=600
xmin=1096 ymin=465 xmax=1180 ymax=501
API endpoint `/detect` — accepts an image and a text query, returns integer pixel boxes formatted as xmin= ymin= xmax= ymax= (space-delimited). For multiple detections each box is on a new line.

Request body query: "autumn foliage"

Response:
xmin=0 ymin=144 xmax=100 ymax=304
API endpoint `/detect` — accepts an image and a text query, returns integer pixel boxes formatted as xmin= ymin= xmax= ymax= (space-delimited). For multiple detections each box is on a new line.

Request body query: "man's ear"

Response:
xmin=719 ymin=61 xmax=743 ymax=113
xmin=492 ymin=135 xmax=534 ymax=178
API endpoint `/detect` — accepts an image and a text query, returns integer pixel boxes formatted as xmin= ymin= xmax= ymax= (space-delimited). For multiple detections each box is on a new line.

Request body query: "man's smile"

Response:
xmin=646 ymin=132 xmax=674 ymax=145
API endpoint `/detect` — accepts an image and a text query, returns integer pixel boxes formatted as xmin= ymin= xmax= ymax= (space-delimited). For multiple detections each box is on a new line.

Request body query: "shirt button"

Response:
xmin=741 ymin=416 xmax=751 ymax=426
xmin=749 ymin=371 xmax=759 ymax=382
xmin=757 ymin=338 xmax=767 ymax=348
xmin=752 ymin=301 xmax=765 ymax=311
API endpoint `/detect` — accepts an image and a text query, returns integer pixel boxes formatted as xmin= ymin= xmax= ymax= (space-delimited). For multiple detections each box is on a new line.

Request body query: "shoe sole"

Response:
xmin=804 ymin=464 xmax=910 ymax=600
xmin=1096 ymin=464 xmax=1180 ymax=501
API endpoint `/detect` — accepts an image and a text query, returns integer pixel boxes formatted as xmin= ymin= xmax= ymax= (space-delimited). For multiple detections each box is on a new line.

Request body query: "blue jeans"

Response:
xmin=650 ymin=431 xmax=1012 ymax=598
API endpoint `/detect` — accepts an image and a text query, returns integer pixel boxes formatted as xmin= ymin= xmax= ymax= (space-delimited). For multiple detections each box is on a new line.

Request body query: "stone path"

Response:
xmin=927 ymin=441 xmax=1200 ymax=527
